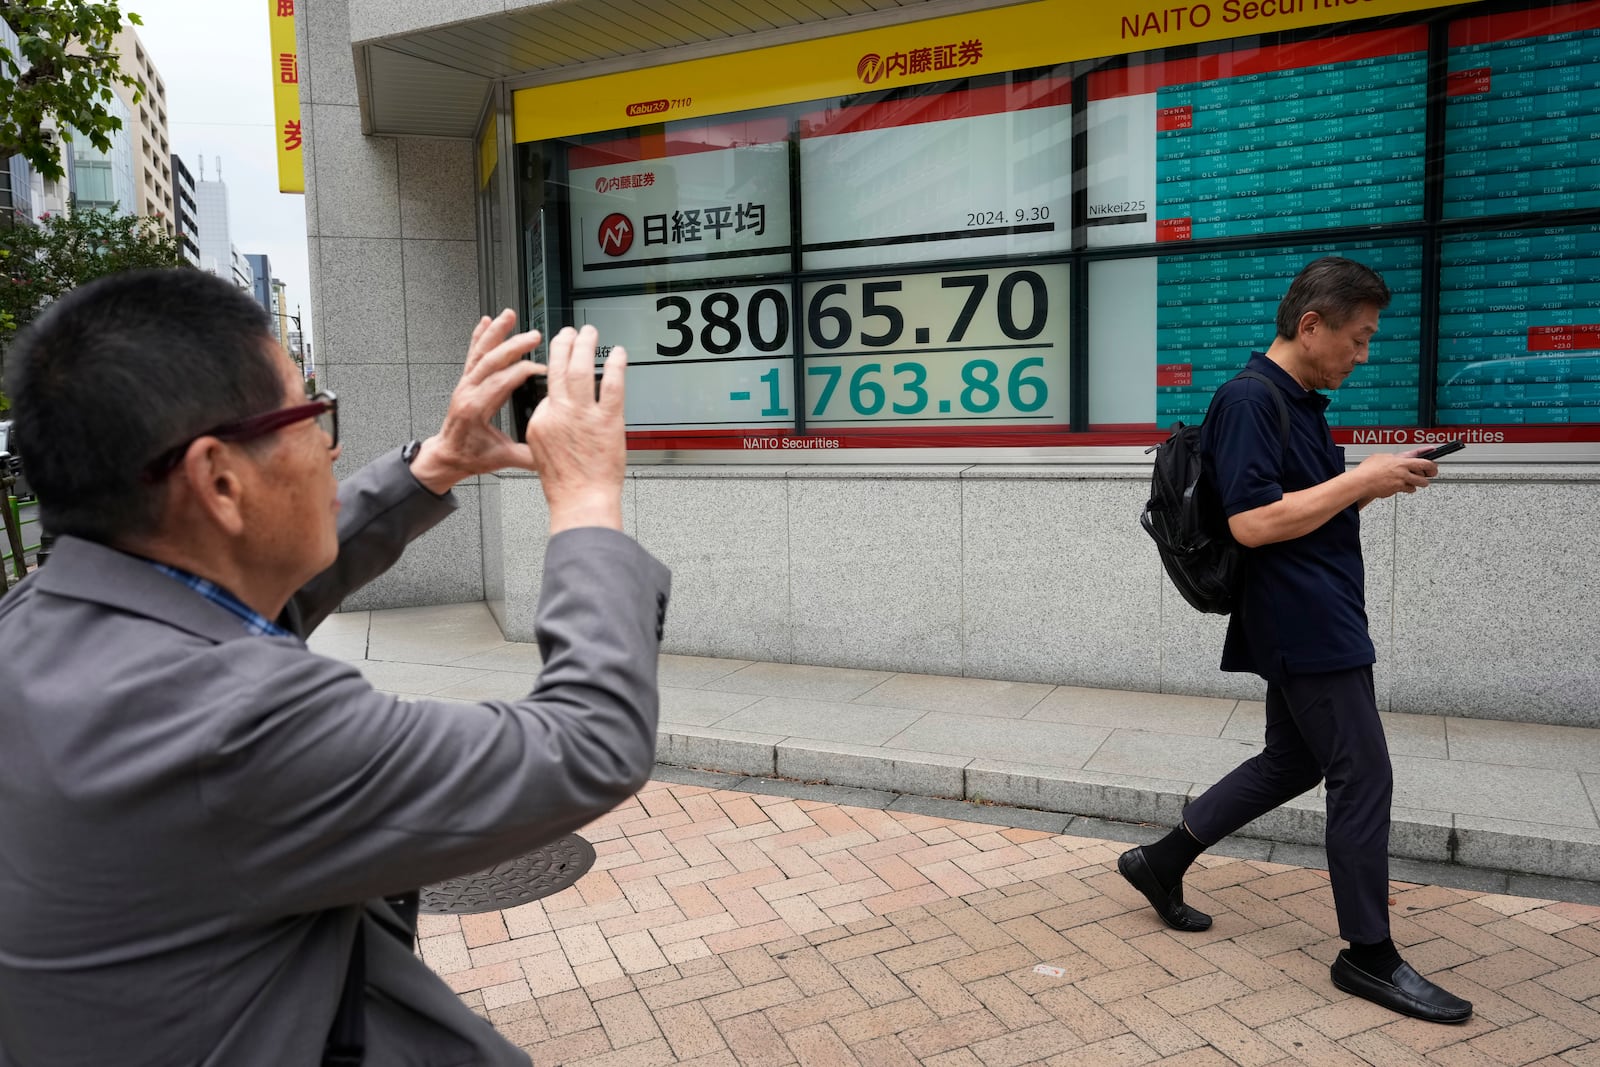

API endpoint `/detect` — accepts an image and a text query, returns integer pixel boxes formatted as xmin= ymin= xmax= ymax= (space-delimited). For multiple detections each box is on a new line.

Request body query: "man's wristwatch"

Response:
xmin=401 ymin=439 xmax=422 ymax=465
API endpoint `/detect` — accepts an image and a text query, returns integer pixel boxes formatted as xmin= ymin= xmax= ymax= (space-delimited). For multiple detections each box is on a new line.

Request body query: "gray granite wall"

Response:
xmin=300 ymin=0 xmax=486 ymax=610
xmin=497 ymin=465 xmax=1600 ymax=728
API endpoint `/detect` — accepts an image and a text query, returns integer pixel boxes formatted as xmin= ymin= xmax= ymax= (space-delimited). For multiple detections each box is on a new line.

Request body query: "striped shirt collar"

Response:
xmin=148 ymin=562 xmax=292 ymax=638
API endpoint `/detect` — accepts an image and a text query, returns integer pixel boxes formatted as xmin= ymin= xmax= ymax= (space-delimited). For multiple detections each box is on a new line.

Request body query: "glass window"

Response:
xmin=1438 ymin=224 xmax=1600 ymax=427
xmin=565 ymin=116 xmax=792 ymax=290
xmin=1086 ymin=27 xmax=1428 ymax=248
xmin=554 ymin=68 xmax=1073 ymax=449
xmin=1090 ymin=240 xmax=1422 ymax=431
xmin=1443 ymin=5 xmax=1600 ymax=219
xmin=798 ymin=76 xmax=1070 ymax=270
xmin=517 ymin=0 xmax=1600 ymax=455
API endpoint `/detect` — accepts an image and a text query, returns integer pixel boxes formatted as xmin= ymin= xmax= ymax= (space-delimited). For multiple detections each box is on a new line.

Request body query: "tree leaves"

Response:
xmin=0 ymin=1 xmax=143 ymax=182
xmin=0 ymin=200 xmax=190 ymax=349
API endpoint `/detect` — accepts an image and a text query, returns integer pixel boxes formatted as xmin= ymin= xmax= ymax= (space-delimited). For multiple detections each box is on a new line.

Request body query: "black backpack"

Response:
xmin=1140 ymin=369 xmax=1289 ymax=615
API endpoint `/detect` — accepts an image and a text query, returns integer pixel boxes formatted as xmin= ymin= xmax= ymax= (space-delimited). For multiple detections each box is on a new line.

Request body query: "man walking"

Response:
xmin=1118 ymin=256 xmax=1472 ymax=1024
xmin=0 ymin=268 xmax=668 ymax=1064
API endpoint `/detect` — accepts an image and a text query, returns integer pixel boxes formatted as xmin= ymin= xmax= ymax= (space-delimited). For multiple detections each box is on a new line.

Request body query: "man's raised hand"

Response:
xmin=525 ymin=325 xmax=628 ymax=533
xmin=408 ymin=310 xmax=545 ymax=494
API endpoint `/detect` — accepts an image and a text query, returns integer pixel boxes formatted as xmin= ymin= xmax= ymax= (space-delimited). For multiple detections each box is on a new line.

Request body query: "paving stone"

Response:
xmin=1060 ymin=1031 xmax=1162 ymax=1065
xmin=1177 ymin=1005 xmax=1291 ymax=1067
xmin=777 ymin=1017 xmax=864 ymax=1067
xmin=1467 ymin=1017 xmax=1588 ymax=1065
xmin=717 ymin=1011 xmax=797 ymax=1067
xmin=654 ymin=1000 xmax=728 ymax=1060
xmin=594 ymin=990 xmax=662 ymax=1047
xmin=764 ymin=986 xmax=870 ymax=1033
xmin=522 ymin=1026 xmax=613 ymax=1065
xmin=969 ymin=1020 xmax=1084 ymax=1067
xmin=375 ymin=775 xmax=1600 ymax=1066
xmin=835 ymin=953 xmax=914 ymax=1006
xmin=848 ymin=1033 xmax=926 ymax=1067
xmin=899 ymin=1009 xmax=1010 ymax=1058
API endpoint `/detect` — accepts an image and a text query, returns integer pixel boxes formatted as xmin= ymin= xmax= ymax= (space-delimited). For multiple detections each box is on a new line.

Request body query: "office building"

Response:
xmin=171 ymin=153 xmax=200 ymax=264
xmin=68 ymin=90 xmax=136 ymax=216
xmin=195 ymin=159 xmax=251 ymax=289
xmin=0 ymin=17 xmax=34 ymax=227
xmin=271 ymin=278 xmax=292 ymax=349
xmin=109 ymin=24 xmax=175 ymax=229
xmin=245 ymin=253 xmax=273 ymax=323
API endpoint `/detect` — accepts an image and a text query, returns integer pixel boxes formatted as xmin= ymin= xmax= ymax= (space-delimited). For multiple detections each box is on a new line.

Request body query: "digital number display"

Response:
xmin=1088 ymin=242 xmax=1421 ymax=431
xmin=1443 ymin=6 xmax=1600 ymax=218
xmin=1156 ymin=244 xmax=1422 ymax=428
xmin=1086 ymin=28 xmax=1428 ymax=247
xmin=575 ymin=283 xmax=795 ymax=430
xmin=572 ymin=267 xmax=1070 ymax=439
xmin=801 ymin=266 xmax=1069 ymax=428
xmin=1438 ymin=224 xmax=1600 ymax=426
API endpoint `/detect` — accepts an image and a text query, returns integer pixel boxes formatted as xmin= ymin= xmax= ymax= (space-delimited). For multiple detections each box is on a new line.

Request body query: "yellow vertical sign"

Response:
xmin=268 ymin=0 xmax=304 ymax=194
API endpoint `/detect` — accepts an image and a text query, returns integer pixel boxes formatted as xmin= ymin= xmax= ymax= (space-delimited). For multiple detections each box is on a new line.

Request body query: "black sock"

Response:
xmin=1345 ymin=938 xmax=1403 ymax=981
xmin=1141 ymin=823 xmax=1207 ymax=891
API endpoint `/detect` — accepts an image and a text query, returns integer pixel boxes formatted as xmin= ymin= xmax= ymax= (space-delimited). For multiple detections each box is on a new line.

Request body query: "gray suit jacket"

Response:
xmin=0 ymin=452 xmax=670 ymax=1066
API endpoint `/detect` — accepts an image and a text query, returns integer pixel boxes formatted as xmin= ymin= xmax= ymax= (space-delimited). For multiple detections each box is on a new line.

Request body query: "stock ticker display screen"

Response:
xmin=537 ymin=3 xmax=1600 ymax=450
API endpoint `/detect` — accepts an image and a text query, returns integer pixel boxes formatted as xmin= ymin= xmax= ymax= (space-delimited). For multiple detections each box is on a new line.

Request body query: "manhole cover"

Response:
xmin=420 ymin=834 xmax=596 ymax=914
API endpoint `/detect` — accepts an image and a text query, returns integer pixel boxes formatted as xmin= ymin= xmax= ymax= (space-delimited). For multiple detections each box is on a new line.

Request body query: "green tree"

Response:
xmin=0 ymin=0 xmax=144 ymax=183
xmin=0 ymin=201 xmax=188 ymax=392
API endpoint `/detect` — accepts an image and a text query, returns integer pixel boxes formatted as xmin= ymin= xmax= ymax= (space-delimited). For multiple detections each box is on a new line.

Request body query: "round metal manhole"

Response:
xmin=420 ymin=834 xmax=596 ymax=914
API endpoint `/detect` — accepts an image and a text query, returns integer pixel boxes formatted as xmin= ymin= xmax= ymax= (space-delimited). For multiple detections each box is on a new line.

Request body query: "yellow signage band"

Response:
xmin=269 ymin=0 xmax=304 ymax=194
xmin=513 ymin=0 xmax=1480 ymax=144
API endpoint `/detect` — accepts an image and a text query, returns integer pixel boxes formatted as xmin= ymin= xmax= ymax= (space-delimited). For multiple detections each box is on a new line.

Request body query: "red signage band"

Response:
xmin=627 ymin=424 xmax=1072 ymax=450
xmin=796 ymin=74 xmax=1071 ymax=139
xmin=568 ymin=74 xmax=1072 ymax=167
xmin=1448 ymin=1 xmax=1600 ymax=48
xmin=630 ymin=423 xmax=1600 ymax=450
xmin=567 ymin=116 xmax=790 ymax=170
xmin=1087 ymin=24 xmax=1430 ymax=100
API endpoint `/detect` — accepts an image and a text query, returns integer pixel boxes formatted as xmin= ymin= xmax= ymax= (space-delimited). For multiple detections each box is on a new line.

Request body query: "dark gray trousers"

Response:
xmin=1183 ymin=665 xmax=1393 ymax=944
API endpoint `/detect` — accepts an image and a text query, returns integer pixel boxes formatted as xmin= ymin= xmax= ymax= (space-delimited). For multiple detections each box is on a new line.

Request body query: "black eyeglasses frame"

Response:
xmin=141 ymin=390 xmax=338 ymax=483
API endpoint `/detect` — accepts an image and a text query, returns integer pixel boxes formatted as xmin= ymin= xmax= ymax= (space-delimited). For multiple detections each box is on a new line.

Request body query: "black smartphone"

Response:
xmin=512 ymin=370 xmax=605 ymax=439
xmin=1416 ymin=440 xmax=1465 ymax=461
xmin=527 ymin=372 xmax=603 ymax=404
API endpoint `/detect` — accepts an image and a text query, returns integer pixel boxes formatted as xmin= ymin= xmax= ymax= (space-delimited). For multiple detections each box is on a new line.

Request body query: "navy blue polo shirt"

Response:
xmin=1199 ymin=353 xmax=1373 ymax=683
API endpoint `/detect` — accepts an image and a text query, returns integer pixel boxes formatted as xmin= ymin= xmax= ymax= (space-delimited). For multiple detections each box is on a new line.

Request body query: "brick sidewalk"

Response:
xmin=421 ymin=780 xmax=1600 ymax=1066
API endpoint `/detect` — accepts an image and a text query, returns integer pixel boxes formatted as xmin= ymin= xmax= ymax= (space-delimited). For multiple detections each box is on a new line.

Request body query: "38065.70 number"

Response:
xmin=652 ymin=269 xmax=1051 ymax=357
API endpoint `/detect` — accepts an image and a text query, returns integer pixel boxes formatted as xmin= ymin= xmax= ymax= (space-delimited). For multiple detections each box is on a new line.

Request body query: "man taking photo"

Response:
xmin=0 ymin=268 xmax=668 ymax=1065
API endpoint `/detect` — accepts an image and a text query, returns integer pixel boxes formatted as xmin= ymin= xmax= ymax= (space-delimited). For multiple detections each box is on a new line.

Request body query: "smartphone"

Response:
xmin=527 ymin=371 xmax=603 ymax=405
xmin=1416 ymin=440 xmax=1465 ymax=461
xmin=512 ymin=369 xmax=605 ymax=439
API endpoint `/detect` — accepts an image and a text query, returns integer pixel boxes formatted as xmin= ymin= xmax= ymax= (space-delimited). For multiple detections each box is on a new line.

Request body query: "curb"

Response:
xmin=655 ymin=726 xmax=1600 ymax=889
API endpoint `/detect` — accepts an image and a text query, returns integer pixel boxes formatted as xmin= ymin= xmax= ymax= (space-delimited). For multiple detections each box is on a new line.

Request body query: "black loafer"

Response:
xmin=1116 ymin=846 xmax=1212 ymax=931
xmin=1330 ymin=951 xmax=1473 ymax=1024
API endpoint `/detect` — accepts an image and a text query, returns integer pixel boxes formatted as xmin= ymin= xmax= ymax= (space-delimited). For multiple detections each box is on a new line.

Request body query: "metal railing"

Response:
xmin=1 ymin=477 xmax=37 ymax=593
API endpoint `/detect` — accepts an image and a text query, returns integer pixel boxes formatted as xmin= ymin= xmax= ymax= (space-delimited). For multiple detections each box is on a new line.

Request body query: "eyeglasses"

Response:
xmin=141 ymin=391 xmax=338 ymax=483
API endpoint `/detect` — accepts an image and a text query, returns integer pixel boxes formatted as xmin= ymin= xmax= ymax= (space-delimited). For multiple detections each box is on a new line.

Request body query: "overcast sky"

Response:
xmin=128 ymin=0 xmax=314 ymax=344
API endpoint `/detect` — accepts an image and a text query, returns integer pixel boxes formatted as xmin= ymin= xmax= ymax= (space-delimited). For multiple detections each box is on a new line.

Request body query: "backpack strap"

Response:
xmin=1233 ymin=369 xmax=1291 ymax=455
